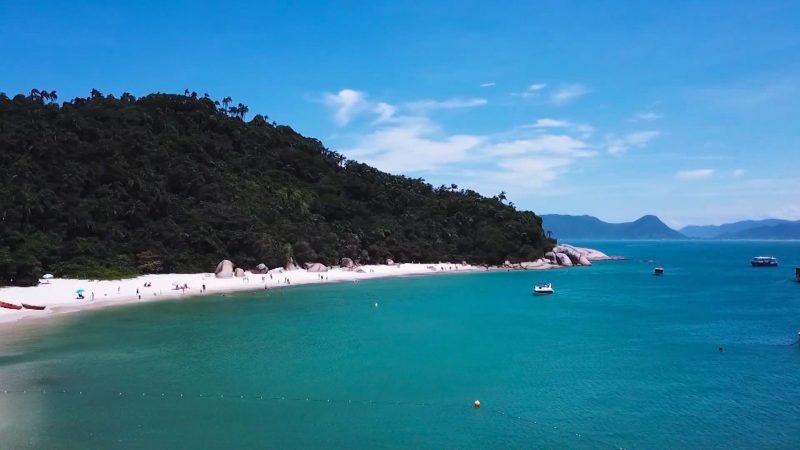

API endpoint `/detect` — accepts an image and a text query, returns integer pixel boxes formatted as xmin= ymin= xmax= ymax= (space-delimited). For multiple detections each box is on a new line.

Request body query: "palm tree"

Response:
xmin=49 ymin=90 xmax=58 ymax=104
xmin=222 ymin=96 xmax=232 ymax=110
xmin=29 ymin=89 xmax=41 ymax=102
xmin=237 ymin=103 xmax=249 ymax=119
xmin=90 ymin=88 xmax=102 ymax=99
xmin=40 ymin=90 xmax=50 ymax=103
xmin=184 ymin=89 xmax=190 ymax=96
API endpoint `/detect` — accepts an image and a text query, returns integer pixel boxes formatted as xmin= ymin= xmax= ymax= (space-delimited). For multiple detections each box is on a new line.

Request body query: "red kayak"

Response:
xmin=0 ymin=301 xmax=23 ymax=310
xmin=21 ymin=303 xmax=46 ymax=310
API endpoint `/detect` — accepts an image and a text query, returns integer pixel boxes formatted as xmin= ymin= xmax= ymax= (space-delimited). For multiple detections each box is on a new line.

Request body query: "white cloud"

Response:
xmin=531 ymin=118 xmax=570 ymax=128
xmin=372 ymin=102 xmax=396 ymax=122
xmin=606 ymin=130 xmax=660 ymax=154
xmin=342 ymin=117 xmax=484 ymax=173
xmin=322 ymin=89 xmax=367 ymax=126
xmin=732 ymin=169 xmax=746 ymax=177
xmin=405 ymin=97 xmax=488 ymax=113
xmin=488 ymin=135 xmax=594 ymax=158
xmin=480 ymin=82 xmax=496 ymax=87
xmin=634 ymin=111 xmax=662 ymax=121
xmin=675 ymin=169 xmax=715 ymax=180
xmin=512 ymin=83 xmax=547 ymax=98
xmin=550 ymin=84 xmax=589 ymax=105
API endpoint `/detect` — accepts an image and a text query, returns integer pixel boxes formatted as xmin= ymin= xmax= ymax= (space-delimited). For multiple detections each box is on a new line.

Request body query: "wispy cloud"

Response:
xmin=322 ymin=89 xmax=367 ymax=126
xmin=675 ymin=169 xmax=715 ymax=180
xmin=530 ymin=118 xmax=570 ymax=128
xmin=732 ymin=168 xmax=746 ymax=177
xmin=511 ymin=83 xmax=547 ymax=98
xmin=405 ymin=97 xmax=488 ymax=113
xmin=633 ymin=111 xmax=662 ymax=121
xmin=550 ymin=84 xmax=589 ymax=105
xmin=606 ymin=130 xmax=660 ymax=155
xmin=480 ymin=82 xmax=496 ymax=88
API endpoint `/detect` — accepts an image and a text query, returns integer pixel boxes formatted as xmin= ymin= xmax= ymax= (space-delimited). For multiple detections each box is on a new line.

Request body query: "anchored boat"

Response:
xmin=533 ymin=283 xmax=554 ymax=295
xmin=0 ymin=301 xmax=22 ymax=310
xmin=751 ymin=256 xmax=778 ymax=267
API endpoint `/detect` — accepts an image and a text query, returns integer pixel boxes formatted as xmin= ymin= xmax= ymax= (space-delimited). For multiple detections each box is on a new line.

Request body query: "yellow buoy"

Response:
xmin=473 ymin=400 xmax=481 ymax=409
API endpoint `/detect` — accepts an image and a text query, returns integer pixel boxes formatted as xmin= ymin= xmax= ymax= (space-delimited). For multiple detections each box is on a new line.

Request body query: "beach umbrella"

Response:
xmin=76 ymin=288 xmax=85 ymax=294
xmin=42 ymin=274 xmax=54 ymax=279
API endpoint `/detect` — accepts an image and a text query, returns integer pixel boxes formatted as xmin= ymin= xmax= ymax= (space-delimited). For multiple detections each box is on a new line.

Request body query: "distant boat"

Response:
xmin=654 ymin=267 xmax=664 ymax=276
xmin=751 ymin=256 xmax=778 ymax=267
xmin=21 ymin=303 xmax=46 ymax=310
xmin=0 ymin=301 xmax=23 ymax=310
xmin=533 ymin=283 xmax=554 ymax=295
xmin=795 ymin=267 xmax=799 ymax=282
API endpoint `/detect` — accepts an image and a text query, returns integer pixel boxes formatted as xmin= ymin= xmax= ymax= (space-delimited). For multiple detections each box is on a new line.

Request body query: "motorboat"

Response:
xmin=0 ymin=301 xmax=22 ymax=310
xmin=751 ymin=256 xmax=778 ymax=267
xmin=533 ymin=283 xmax=554 ymax=295
xmin=654 ymin=267 xmax=664 ymax=276
xmin=21 ymin=303 xmax=46 ymax=310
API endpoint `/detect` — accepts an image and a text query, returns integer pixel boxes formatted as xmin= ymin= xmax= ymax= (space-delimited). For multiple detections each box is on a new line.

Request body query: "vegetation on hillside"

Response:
xmin=0 ymin=90 xmax=552 ymax=286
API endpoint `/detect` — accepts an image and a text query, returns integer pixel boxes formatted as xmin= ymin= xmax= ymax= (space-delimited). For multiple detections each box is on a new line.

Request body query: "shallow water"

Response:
xmin=1 ymin=241 xmax=799 ymax=449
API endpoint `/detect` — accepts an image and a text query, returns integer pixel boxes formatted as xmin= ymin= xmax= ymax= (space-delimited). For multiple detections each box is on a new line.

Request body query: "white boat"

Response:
xmin=533 ymin=283 xmax=554 ymax=295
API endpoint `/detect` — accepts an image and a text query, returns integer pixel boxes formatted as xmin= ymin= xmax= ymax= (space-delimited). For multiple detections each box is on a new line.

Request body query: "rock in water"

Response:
xmin=215 ymin=260 xmax=234 ymax=279
xmin=555 ymin=253 xmax=573 ymax=266
xmin=578 ymin=255 xmax=592 ymax=266
xmin=545 ymin=251 xmax=557 ymax=263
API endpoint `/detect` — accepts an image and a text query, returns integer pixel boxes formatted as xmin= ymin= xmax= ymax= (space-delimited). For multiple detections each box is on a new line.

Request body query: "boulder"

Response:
xmin=214 ymin=260 xmax=234 ymax=279
xmin=255 ymin=263 xmax=268 ymax=274
xmin=544 ymin=252 xmax=557 ymax=263
xmin=285 ymin=257 xmax=300 ymax=271
xmin=386 ymin=258 xmax=394 ymax=265
xmin=306 ymin=263 xmax=328 ymax=272
xmin=341 ymin=257 xmax=354 ymax=268
xmin=555 ymin=253 xmax=573 ymax=266
xmin=502 ymin=260 xmax=513 ymax=268
xmin=267 ymin=267 xmax=284 ymax=274
xmin=578 ymin=255 xmax=592 ymax=266
xmin=234 ymin=268 xmax=245 ymax=277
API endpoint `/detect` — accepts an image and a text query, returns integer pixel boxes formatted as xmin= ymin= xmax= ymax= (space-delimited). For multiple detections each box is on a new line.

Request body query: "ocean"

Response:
xmin=1 ymin=241 xmax=799 ymax=449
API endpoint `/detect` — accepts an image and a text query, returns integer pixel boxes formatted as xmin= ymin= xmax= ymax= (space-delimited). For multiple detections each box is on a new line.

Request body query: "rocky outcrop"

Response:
xmin=555 ymin=253 xmax=573 ymax=266
xmin=386 ymin=258 xmax=395 ymax=265
xmin=341 ymin=257 xmax=354 ymax=268
xmin=234 ymin=268 xmax=245 ymax=277
xmin=285 ymin=257 xmax=300 ymax=271
xmin=255 ymin=263 xmax=268 ymax=274
xmin=215 ymin=260 xmax=234 ymax=278
xmin=305 ymin=262 xmax=328 ymax=272
xmin=544 ymin=252 xmax=557 ymax=264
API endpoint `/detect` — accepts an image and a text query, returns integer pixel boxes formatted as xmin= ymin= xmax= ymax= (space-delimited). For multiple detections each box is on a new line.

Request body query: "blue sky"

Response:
xmin=2 ymin=1 xmax=799 ymax=226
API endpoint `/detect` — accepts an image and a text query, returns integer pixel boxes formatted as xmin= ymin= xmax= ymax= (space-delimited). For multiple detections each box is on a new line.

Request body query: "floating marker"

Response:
xmin=473 ymin=400 xmax=481 ymax=409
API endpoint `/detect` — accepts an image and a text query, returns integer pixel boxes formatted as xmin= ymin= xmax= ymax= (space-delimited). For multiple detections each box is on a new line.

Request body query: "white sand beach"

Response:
xmin=0 ymin=263 xmax=484 ymax=326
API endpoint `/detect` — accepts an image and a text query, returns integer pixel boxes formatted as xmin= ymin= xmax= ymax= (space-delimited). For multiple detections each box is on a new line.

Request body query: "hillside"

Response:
xmin=716 ymin=222 xmax=800 ymax=240
xmin=0 ymin=90 xmax=551 ymax=286
xmin=680 ymin=219 xmax=791 ymax=239
xmin=541 ymin=214 xmax=685 ymax=240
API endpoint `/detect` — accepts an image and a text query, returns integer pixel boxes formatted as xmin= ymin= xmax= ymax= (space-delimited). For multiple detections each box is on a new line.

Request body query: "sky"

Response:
xmin=2 ymin=0 xmax=799 ymax=227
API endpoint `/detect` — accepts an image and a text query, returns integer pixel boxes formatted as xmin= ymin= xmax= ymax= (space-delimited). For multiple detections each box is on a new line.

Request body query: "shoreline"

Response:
xmin=0 ymin=263 xmax=489 ymax=328
xmin=0 ymin=244 xmax=616 ymax=329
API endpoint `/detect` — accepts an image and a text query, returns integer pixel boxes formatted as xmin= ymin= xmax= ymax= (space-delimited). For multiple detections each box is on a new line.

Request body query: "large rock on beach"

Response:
xmin=234 ymin=268 xmax=245 ymax=277
xmin=305 ymin=262 xmax=328 ymax=272
xmin=386 ymin=258 xmax=394 ymax=265
xmin=285 ymin=257 xmax=300 ymax=271
xmin=215 ymin=260 xmax=234 ymax=278
xmin=544 ymin=252 xmax=557 ymax=263
xmin=341 ymin=257 xmax=354 ymax=268
xmin=255 ymin=263 xmax=268 ymax=274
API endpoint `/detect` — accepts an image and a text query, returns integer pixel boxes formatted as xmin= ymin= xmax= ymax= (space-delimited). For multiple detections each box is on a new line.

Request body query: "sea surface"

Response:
xmin=1 ymin=241 xmax=800 ymax=449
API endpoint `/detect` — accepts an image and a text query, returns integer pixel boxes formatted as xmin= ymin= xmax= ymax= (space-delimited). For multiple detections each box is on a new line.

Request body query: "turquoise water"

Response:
xmin=1 ymin=241 xmax=800 ymax=449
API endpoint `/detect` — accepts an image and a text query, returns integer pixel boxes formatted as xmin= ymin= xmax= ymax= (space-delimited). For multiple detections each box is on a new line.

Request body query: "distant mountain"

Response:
xmin=541 ymin=214 xmax=686 ymax=240
xmin=680 ymin=219 xmax=792 ymax=239
xmin=717 ymin=222 xmax=800 ymax=240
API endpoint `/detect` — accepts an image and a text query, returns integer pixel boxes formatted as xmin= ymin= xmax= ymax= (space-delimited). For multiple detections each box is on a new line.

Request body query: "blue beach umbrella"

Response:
xmin=76 ymin=288 xmax=85 ymax=294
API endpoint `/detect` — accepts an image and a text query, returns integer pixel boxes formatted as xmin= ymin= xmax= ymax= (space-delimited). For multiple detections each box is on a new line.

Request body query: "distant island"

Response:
xmin=541 ymin=214 xmax=685 ymax=240
xmin=680 ymin=219 xmax=800 ymax=240
xmin=0 ymin=90 xmax=553 ymax=286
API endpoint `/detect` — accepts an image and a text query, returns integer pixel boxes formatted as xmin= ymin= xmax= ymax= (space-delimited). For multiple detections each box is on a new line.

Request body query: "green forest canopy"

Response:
xmin=0 ymin=90 xmax=553 ymax=286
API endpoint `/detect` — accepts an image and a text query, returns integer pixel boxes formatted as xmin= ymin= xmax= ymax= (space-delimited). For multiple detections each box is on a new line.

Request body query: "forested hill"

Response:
xmin=0 ymin=90 xmax=551 ymax=286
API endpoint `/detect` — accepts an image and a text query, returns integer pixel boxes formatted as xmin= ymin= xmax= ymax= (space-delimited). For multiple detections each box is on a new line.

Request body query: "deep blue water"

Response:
xmin=1 ymin=241 xmax=799 ymax=449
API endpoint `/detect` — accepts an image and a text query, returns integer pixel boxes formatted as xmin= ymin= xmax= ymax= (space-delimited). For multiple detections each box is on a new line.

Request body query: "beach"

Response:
xmin=0 ymin=263 xmax=485 ymax=325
